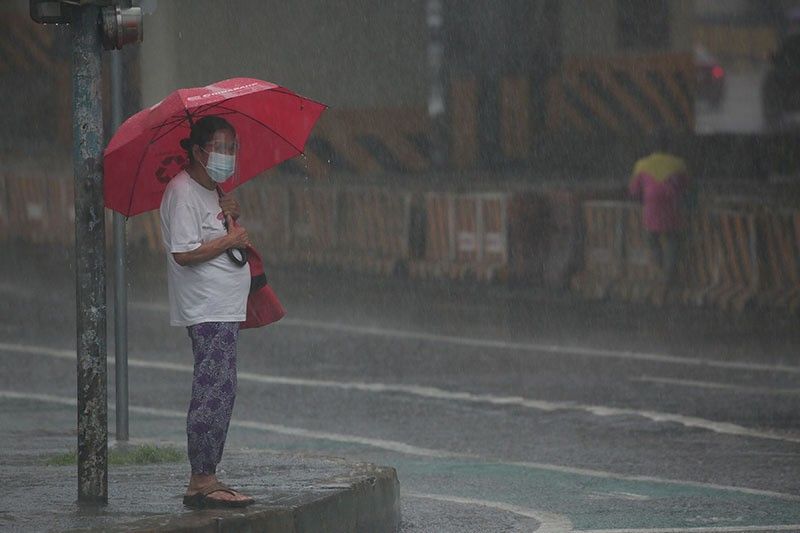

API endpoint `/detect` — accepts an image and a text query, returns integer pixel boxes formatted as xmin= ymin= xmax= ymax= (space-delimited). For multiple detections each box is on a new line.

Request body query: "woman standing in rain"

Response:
xmin=159 ymin=115 xmax=255 ymax=508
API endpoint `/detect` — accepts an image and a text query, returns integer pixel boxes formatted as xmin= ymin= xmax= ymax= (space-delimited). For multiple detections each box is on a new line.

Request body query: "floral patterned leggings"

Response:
xmin=186 ymin=322 xmax=239 ymax=475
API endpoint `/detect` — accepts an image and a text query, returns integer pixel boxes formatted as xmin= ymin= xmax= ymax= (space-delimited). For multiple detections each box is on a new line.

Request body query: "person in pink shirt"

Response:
xmin=629 ymin=145 xmax=691 ymax=286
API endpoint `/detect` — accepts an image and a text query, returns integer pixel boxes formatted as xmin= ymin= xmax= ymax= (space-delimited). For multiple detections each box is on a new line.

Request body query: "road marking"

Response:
xmin=587 ymin=491 xmax=651 ymax=501
xmin=277 ymin=318 xmax=800 ymax=374
xmin=581 ymin=526 xmax=800 ymax=532
xmin=633 ymin=376 xmax=800 ymax=397
xmin=129 ymin=301 xmax=800 ymax=375
xmin=404 ymin=492 xmax=573 ymax=531
xmin=1 ymin=341 xmax=799 ymax=445
xmin=2 ymin=389 xmax=799 ymax=504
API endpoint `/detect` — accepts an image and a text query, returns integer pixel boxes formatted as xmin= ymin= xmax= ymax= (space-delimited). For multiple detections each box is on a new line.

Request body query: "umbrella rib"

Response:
xmin=125 ymin=135 xmax=154 ymax=216
xmin=148 ymin=103 xmax=231 ymax=137
xmin=268 ymin=87 xmax=329 ymax=110
xmin=148 ymin=115 xmax=192 ymax=145
xmin=125 ymin=115 xmax=188 ymax=216
xmin=212 ymin=103 xmax=306 ymax=155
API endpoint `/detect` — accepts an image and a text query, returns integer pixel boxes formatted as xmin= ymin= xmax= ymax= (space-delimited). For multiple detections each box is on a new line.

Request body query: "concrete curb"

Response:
xmin=92 ymin=463 xmax=400 ymax=533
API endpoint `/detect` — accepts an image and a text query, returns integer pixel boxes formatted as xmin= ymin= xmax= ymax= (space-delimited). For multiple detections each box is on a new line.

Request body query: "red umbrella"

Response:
xmin=104 ymin=77 xmax=327 ymax=217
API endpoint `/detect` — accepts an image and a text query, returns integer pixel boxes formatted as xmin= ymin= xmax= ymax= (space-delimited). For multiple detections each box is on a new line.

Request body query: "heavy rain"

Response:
xmin=1 ymin=0 xmax=800 ymax=531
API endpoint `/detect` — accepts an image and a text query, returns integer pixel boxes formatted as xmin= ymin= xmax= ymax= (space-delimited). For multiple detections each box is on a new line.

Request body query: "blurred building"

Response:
xmin=0 ymin=0 xmax=778 ymax=177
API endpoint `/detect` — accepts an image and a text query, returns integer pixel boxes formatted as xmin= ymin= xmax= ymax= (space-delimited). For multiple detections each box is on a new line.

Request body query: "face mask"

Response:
xmin=201 ymin=149 xmax=236 ymax=183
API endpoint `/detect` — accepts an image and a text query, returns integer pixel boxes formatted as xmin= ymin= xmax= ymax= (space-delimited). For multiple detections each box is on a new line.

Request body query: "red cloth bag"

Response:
xmin=241 ymin=245 xmax=285 ymax=329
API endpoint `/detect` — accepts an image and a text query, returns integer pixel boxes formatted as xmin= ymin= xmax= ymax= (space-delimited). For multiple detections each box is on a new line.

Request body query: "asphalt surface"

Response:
xmin=1 ymin=244 xmax=799 ymax=532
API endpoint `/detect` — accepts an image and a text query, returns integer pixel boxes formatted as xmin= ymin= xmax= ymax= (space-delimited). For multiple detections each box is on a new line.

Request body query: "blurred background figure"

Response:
xmin=628 ymin=133 xmax=692 ymax=293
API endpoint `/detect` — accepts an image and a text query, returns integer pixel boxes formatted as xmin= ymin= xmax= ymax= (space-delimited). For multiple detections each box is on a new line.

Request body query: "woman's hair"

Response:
xmin=179 ymin=116 xmax=236 ymax=162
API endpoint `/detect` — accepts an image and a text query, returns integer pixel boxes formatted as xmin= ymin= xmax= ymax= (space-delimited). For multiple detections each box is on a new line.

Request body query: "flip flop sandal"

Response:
xmin=183 ymin=481 xmax=255 ymax=509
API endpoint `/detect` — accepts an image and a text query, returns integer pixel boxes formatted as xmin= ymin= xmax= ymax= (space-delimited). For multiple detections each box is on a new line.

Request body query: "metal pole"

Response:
xmin=73 ymin=3 xmax=108 ymax=504
xmin=111 ymin=17 xmax=129 ymax=443
xmin=426 ymin=0 xmax=447 ymax=170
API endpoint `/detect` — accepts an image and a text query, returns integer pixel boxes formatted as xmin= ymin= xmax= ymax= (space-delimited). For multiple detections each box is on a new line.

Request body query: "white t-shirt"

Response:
xmin=159 ymin=171 xmax=250 ymax=327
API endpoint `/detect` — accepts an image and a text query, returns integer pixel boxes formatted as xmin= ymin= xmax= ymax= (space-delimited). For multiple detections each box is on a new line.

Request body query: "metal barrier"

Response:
xmin=571 ymin=201 xmax=795 ymax=313
xmin=238 ymin=182 xmax=291 ymax=260
xmin=228 ymin=182 xmax=413 ymax=276
xmin=3 ymin=172 xmax=799 ymax=316
xmin=333 ymin=187 xmax=412 ymax=275
xmin=677 ymin=212 xmax=717 ymax=307
xmin=3 ymin=173 xmax=75 ymax=246
xmin=413 ymin=192 xmax=510 ymax=282
xmin=611 ymin=205 xmax=662 ymax=303
xmin=570 ymin=201 xmax=626 ymax=299
xmin=6 ymin=173 xmax=51 ymax=244
xmin=284 ymin=184 xmax=338 ymax=265
xmin=757 ymin=209 xmax=800 ymax=313
xmin=704 ymin=209 xmax=759 ymax=312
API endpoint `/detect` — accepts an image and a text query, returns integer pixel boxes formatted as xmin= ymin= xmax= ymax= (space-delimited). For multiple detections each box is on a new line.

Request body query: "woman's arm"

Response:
xmin=172 ymin=217 xmax=249 ymax=267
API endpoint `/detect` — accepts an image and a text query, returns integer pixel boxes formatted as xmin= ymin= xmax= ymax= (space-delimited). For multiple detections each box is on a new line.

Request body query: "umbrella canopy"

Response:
xmin=631 ymin=152 xmax=687 ymax=183
xmin=104 ymin=77 xmax=327 ymax=217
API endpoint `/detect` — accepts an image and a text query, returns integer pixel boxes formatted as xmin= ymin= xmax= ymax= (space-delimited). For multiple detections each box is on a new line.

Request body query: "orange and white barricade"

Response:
xmin=757 ymin=208 xmax=800 ymax=313
xmin=570 ymin=201 xmax=626 ymax=299
xmin=335 ymin=186 xmax=412 ymax=275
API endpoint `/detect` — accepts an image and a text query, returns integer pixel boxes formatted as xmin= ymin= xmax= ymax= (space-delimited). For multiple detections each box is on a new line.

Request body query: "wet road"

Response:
xmin=1 ymin=245 xmax=799 ymax=531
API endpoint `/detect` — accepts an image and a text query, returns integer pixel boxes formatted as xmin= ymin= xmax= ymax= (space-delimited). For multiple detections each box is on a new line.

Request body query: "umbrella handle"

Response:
xmin=226 ymin=247 xmax=249 ymax=267
xmin=217 ymin=185 xmax=248 ymax=267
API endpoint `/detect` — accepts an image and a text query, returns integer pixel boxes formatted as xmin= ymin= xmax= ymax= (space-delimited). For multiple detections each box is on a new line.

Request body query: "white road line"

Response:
xmin=128 ymin=300 xmax=800 ymax=375
xmin=581 ymin=526 xmax=800 ymax=532
xmin=587 ymin=491 xmax=651 ymax=501
xmin=276 ymin=318 xmax=800 ymax=375
xmin=634 ymin=376 xmax=800 ymax=397
xmin=2 ymin=341 xmax=799 ymax=445
xmin=2 ymin=389 xmax=800 ymax=506
xmin=404 ymin=492 xmax=573 ymax=531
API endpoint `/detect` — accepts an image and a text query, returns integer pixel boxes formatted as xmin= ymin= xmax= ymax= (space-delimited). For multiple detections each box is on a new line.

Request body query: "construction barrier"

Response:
xmin=410 ymin=191 xmax=551 ymax=283
xmin=227 ymin=182 xmax=414 ymax=277
xmin=570 ymin=201 xmax=626 ymax=299
xmin=703 ymin=209 xmax=759 ymax=312
xmin=570 ymin=201 xmax=800 ymax=314
xmin=3 ymin=173 xmax=75 ymax=246
xmin=611 ymin=205 xmax=662 ymax=304
xmin=6 ymin=173 xmax=50 ymax=245
xmin=548 ymin=54 xmax=694 ymax=135
xmin=282 ymin=184 xmax=339 ymax=264
xmin=757 ymin=209 xmax=800 ymax=313
xmin=677 ymin=212 xmax=717 ymax=307
xmin=306 ymin=108 xmax=431 ymax=177
xmin=332 ymin=187 xmax=412 ymax=275
xmin=239 ymin=182 xmax=290 ymax=254
xmin=413 ymin=193 xmax=510 ymax=281
xmin=3 ymin=171 xmax=799 ymax=316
